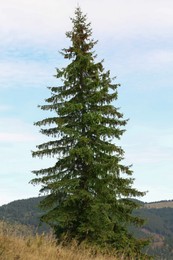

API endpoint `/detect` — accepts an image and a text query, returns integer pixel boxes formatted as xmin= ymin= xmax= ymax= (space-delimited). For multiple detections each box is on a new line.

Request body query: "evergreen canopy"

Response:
xmin=32 ymin=7 xmax=149 ymax=257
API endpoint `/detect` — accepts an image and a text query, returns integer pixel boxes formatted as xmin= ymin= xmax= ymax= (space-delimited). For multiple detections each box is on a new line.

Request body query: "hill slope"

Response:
xmin=1 ymin=198 xmax=173 ymax=259
xmin=0 ymin=196 xmax=49 ymax=233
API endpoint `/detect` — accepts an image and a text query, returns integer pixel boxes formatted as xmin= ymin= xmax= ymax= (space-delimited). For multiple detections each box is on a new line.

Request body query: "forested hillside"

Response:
xmin=133 ymin=206 xmax=173 ymax=259
xmin=0 ymin=196 xmax=49 ymax=233
xmin=1 ymin=197 xmax=173 ymax=259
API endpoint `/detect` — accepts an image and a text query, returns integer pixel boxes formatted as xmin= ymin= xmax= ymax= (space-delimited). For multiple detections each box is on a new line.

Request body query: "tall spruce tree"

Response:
xmin=32 ymin=7 xmax=149 ymax=257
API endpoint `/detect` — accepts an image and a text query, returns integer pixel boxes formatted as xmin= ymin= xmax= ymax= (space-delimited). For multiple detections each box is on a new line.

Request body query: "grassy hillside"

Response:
xmin=0 ymin=221 xmax=128 ymax=260
xmin=1 ymin=197 xmax=173 ymax=259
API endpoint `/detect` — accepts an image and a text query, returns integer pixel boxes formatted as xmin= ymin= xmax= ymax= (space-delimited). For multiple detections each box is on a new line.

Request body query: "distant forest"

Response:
xmin=0 ymin=197 xmax=173 ymax=259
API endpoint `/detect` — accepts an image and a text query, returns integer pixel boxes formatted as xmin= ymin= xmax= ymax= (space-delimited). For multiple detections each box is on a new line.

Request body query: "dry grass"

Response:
xmin=145 ymin=201 xmax=173 ymax=209
xmin=0 ymin=221 xmax=122 ymax=260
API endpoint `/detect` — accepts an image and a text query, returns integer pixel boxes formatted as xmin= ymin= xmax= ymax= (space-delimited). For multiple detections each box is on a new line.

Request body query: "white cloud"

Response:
xmin=130 ymin=50 xmax=173 ymax=71
xmin=146 ymin=50 xmax=173 ymax=66
xmin=108 ymin=48 xmax=173 ymax=78
xmin=0 ymin=133 xmax=36 ymax=142
xmin=0 ymin=0 xmax=72 ymax=46
xmin=121 ymin=125 xmax=173 ymax=164
xmin=0 ymin=60 xmax=57 ymax=88
xmin=0 ymin=185 xmax=40 ymax=206
xmin=1 ymin=0 xmax=173 ymax=47
xmin=1 ymin=0 xmax=173 ymax=90
xmin=139 ymin=184 xmax=173 ymax=203
xmin=0 ymin=118 xmax=38 ymax=142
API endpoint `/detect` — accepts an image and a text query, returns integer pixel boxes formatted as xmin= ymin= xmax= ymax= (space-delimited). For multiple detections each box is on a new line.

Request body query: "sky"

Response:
xmin=0 ymin=0 xmax=173 ymax=205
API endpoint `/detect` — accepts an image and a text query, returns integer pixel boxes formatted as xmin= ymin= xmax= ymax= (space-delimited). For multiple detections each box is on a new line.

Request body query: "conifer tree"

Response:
xmin=32 ymin=7 xmax=149 ymax=257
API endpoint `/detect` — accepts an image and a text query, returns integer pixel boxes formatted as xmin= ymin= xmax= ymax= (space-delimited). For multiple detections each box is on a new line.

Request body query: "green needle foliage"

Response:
xmin=32 ymin=7 xmax=149 ymax=258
